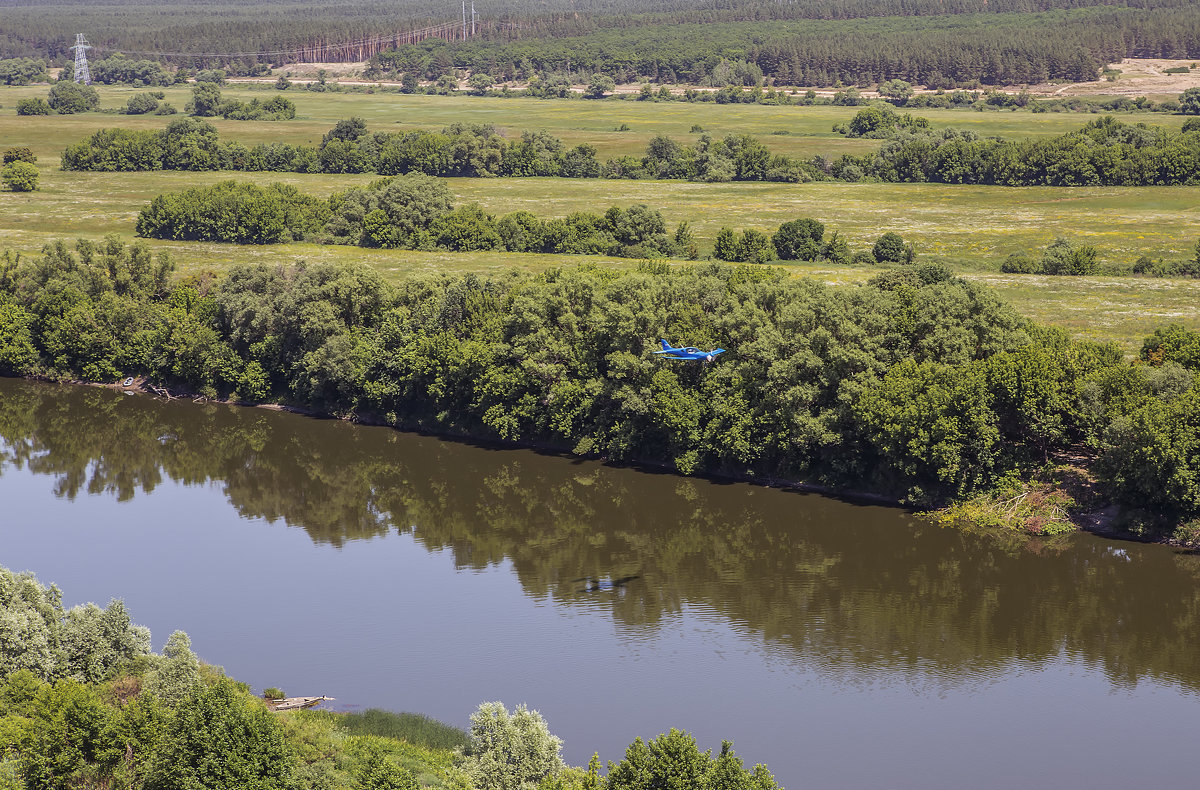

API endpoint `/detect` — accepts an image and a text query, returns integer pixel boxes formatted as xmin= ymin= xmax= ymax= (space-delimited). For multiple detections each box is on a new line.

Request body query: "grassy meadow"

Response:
xmin=2 ymin=83 xmax=1199 ymax=351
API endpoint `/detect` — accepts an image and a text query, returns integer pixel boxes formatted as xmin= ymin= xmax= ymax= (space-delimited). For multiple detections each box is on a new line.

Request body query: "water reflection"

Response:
xmin=3 ymin=377 xmax=1199 ymax=692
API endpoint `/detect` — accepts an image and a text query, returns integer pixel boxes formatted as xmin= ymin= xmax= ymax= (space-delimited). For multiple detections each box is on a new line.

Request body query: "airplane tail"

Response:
xmin=659 ymin=339 xmax=672 ymax=351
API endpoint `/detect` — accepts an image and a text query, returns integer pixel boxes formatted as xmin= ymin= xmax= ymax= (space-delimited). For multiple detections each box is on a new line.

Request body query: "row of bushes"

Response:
xmin=15 ymin=81 xmax=100 ymax=115
xmin=135 ymin=176 xmax=697 ymax=259
xmin=713 ymin=222 xmax=911 ymax=266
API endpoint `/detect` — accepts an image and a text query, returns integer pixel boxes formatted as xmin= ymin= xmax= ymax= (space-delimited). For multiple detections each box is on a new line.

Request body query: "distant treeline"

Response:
xmin=61 ymin=116 xmax=1200 ymax=187
xmin=60 ymin=117 xmax=821 ymax=183
xmin=2 ymin=0 xmax=1197 ymax=84
xmin=373 ymin=5 xmax=1200 ymax=88
xmin=2 ymin=242 xmax=1200 ymax=534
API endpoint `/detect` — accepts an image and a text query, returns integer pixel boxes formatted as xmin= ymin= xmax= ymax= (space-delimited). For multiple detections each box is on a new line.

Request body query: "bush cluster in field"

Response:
xmin=2 ymin=147 xmax=39 ymax=192
xmin=134 ymin=176 xmax=698 ymax=258
xmin=3 ymin=240 xmax=1200 ymax=530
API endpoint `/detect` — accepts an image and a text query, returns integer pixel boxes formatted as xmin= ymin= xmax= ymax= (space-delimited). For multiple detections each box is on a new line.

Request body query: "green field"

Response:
xmin=1 ymin=83 xmax=1190 ymax=162
xmin=2 ymin=84 xmax=1199 ymax=352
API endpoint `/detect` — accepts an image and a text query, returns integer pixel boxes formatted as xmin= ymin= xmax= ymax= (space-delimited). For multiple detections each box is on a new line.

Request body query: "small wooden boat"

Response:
xmin=265 ymin=695 xmax=334 ymax=711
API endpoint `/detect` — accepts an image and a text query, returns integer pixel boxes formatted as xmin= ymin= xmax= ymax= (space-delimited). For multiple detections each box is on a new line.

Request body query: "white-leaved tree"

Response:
xmin=459 ymin=702 xmax=565 ymax=790
xmin=144 ymin=630 xmax=201 ymax=706
xmin=0 ymin=565 xmax=150 ymax=681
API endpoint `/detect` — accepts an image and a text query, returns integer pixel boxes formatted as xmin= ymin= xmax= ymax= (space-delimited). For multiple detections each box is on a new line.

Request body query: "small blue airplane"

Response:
xmin=652 ymin=339 xmax=726 ymax=362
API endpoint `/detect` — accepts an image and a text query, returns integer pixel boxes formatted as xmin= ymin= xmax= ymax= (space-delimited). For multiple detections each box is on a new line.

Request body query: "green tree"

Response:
xmin=585 ymin=74 xmax=615 ymax=99
xmin=143 ymin=630 xmax=201 ymax=707
xmin=0 ymin=302 xmax=39 ymax=374
xmin=1180 ymin=87 xmax=1200 ymax=115
xmin=771 ymin=218 xmax=824 ymax=260
xmin=460 ymin=702 xmax=564 ymax=790
xmin=147 ymin=676 xmax=293 ymax=790
xmin=737 ymin=229 xmax=775 ymax=264
xmin=607 ymin=730 xmax=780 ymax=790
xmin=125 ymin=93 xmax=159 ymax=114
xmin=432 ymin=204 xmax=502 ymax=251
xmin=468 ymin=73 xmax=495 ymax=95
xmin=15 ymin=97 xmax=52 ymax=115
xmin=712 ymin=228 xmax=739 ymax=261
xmin=877 ymin=79 xmax=914 ymax=102
xmin=1 ymin=161 xmax=38 ymax=192
xmin=47 ymin=82 xmax=99 ymax=114
xmin=186 ymin=83 xmax=223 ymax=117
xmin=872 ymin=232 xmax=910 ymax=264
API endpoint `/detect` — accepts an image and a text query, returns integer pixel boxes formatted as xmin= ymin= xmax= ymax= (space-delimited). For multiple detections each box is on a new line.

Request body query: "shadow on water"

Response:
xmin=3 ymin=376 xmax=1200 ymax=693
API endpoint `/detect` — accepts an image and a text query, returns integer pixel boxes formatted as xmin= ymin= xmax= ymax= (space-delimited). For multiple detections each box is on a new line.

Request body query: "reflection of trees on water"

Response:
xmin=3 ymin=377 xmax=1200 ymax=692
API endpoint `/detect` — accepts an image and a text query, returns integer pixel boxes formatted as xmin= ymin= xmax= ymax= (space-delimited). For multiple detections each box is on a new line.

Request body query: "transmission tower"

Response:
xmin=69 ymin=33 xmax=92 ymax=84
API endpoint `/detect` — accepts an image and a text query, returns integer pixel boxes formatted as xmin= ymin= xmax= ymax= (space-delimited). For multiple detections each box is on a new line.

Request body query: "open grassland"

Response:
xmin=0 ymin=83 xmax=1191 ymax=162
xmin=2 ymin=85 xmax=1199 ymax=351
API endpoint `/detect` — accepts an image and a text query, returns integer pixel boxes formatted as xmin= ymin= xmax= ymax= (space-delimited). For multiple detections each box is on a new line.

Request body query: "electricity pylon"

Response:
xmin=69 ymin=34 xmax=92 ymax=84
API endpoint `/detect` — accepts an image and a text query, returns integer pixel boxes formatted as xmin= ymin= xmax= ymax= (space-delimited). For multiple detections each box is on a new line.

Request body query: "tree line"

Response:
xmin=2 ymin=241 xmax=1199 ymax=531
xmin=134 ymin=176 xmax=697 ymax=259
xmin=831 ymin=112 xmax=1200 ymax=185
xmin=58 ymin=114 xmax=1200 ymax=187
xmin=2 ymin=0 xmax=1196 ymax=82
xmin=372 ymin=4 xmax=1200 ymax=88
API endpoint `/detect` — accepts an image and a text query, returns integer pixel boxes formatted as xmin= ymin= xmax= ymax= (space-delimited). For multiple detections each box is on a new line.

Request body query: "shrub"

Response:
xmin=1039 ymin=237 xmax=1097 ymax=275
xmin=137 ymin=180 xmax=330 ymax=244
xmin=607 ymin=730 xmax=781 ymax=790
xmin=738 ymin=229 xmax=775 ymax=264
xmin=2 ymin=147 xmax=35 ymax=164
xmin=459 ymin=702 xmax=564 ymax=790
xmin=263 ymin=687 xmax=285 ymax=700
xmin=125 ymin=92 xmax=160 ymax=114
xmin=1 ymin=161 xmax=38 ymax=192
xmin=1001 ymin=251 xmax=1039 ymax=273
xmin=47 ymin=81 xmax=100 ymax=113
xmin=772 ymin=217 xmax=825 ymax=260
xmin=872 ymin=231 xmax=911 ymax=263
xmin=16 ymin=97 xmax=52 ymax=115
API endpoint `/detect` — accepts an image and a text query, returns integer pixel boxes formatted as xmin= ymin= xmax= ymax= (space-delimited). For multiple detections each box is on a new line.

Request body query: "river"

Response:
xmin=2 ymin=377 xmax=1199 ymax=789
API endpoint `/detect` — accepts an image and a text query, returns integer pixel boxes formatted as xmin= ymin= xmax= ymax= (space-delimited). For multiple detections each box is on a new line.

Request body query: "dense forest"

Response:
xmin=2 ymin=1 xmax=1200 ymax=85
xmin=0 ymin=564 xmax=778 ymax=790
xmin=2 ymin=240 xmax=1199 ymax=535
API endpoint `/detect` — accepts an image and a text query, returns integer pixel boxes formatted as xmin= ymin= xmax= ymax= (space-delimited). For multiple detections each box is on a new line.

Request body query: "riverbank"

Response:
xmin=63 ymin=372 xmax=1151 ymax=546
xmin=2 ymin=245 xmax=1194 ymax=541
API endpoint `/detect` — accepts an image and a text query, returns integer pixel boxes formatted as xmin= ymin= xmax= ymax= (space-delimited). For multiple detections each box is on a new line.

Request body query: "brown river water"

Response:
xmin=2 ymin=377 xmax=1199 ymax=789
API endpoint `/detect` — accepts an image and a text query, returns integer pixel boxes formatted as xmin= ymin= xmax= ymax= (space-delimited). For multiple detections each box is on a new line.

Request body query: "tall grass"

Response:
xmin=327 ymin=709 xmax=470 ymax=750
